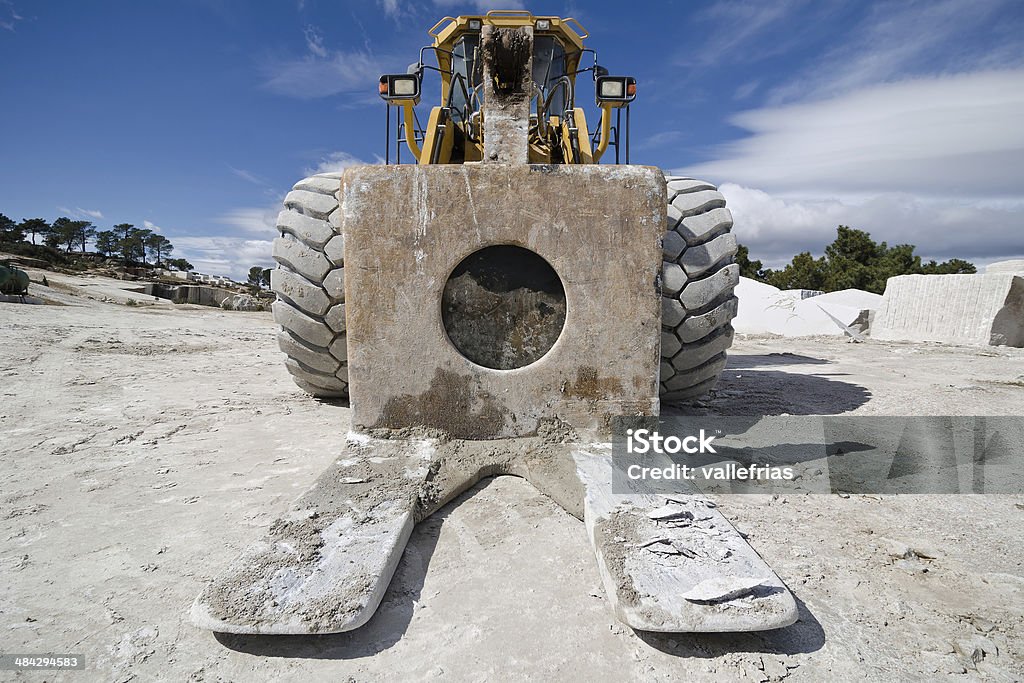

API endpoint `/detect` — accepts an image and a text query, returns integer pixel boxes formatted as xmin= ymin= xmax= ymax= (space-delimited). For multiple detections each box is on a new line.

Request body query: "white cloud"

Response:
xmin=173 ymin=235 xmax=274 ymax=282
xmin=56 ymin=206 xmax=105 ymax=220
xmin=676 ymin=68 xmax=1024 ymax=268
xmin=377 ymin=0 xmax=400 ymax=17
xmin=684 ymin=69 xmax=1024 ymax=199
xmin=767 ymin=0 xmax=1023 ymax=103
xmin=217 ymin=206 xmax=280 ymax=236
xmin=718 ymin=183 xmax=1024 ymax=267
xmin=684 ymin=0 xmax=814 ymax=68
xmin=0 ymin=0 xmax=23 ymax=31
xmin=262 ymin=50 xmax=383 ymax=99
xmin=228 ymin=165 xmax=272 ymax=187
xmin=303 ymin=151 xmax=379 ymax=175
xmin=303 ymin=25 xmax=328 ymax=58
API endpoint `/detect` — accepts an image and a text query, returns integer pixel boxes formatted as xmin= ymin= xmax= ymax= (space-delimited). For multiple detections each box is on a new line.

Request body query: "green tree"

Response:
xmin=764 ymin=251 xmax=826 ymax=291
xmin=75 ymin=221 xmax=96 ymax=253
xmin=166 ymin=258 xmax=194 ymax=272
xmin=144 ymin=233 xmax=173 ymax=266
xmin=749 ymin=225 xmax=977 ymax=294
xmin=19 ymin=218 xmax=49 ymax=245
xmin=0 ymin=213 xmax=26 ymax=242
xmin=95 ymin=230 xmax=118 ymax=257
xmin=45 ymin=217 xmax=71 ymax=248
xmin=734 ymin=244 xmax=765 ymax=281
xmin=248 ymin=265 xmax=266 ymax=290
xmin=114 ymin=223 xmax=151 ymax=265
xmin=922 ymin=258 xmax=976 ymax=275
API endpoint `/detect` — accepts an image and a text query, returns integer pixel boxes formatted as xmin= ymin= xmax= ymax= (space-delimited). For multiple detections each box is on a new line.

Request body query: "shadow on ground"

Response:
xmin=666 ymin=352 xmax=871 ymax=416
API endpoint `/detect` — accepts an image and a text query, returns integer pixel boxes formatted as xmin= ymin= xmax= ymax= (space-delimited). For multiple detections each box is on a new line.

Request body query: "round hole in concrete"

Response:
xmin=442 ymin=245 xmax=566 ymax=370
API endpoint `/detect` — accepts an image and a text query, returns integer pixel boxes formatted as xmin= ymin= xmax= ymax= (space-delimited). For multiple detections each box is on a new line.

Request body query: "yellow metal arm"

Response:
xmin=402 ymin=103 xmax=422 ymax=161
xmin=592 ymin=103 xmax=614 ymax=163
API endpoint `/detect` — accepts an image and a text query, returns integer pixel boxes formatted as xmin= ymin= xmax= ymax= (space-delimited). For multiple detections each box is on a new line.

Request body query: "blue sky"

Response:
xmin=1 ymin=0 xmax=1022 ymax=278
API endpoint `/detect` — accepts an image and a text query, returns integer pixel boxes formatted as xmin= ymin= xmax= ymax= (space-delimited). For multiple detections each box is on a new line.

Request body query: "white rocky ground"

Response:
xmin=2 ymin=284 xmax=1023 ymax=681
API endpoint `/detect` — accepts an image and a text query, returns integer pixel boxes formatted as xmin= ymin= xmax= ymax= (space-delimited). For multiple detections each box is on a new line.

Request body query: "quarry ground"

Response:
xmin=2 ymin=288 xmax=1023 ymax=682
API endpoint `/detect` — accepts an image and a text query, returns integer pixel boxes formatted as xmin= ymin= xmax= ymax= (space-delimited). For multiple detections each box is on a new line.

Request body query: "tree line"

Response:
xmin=0 ymin=213 xmax=192 ymax=271
xmin=736 ymin=226 xmax=976 ymax=294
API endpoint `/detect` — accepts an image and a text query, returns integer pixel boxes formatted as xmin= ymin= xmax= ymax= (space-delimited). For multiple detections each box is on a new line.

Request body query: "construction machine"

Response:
xmin=193 ymin=11 xmax=794 ymax=636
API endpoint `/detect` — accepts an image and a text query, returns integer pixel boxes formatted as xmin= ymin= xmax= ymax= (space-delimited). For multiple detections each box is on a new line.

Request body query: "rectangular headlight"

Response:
xmin=391 ymin=77 xmax=417 ymax=96
xmin=535 ymin=19 xmax=551 ymax=30
xmin=596 ymin=76 xmax=636 ymax=105
xmin=600 ymin=79 xmax=625 ymax=99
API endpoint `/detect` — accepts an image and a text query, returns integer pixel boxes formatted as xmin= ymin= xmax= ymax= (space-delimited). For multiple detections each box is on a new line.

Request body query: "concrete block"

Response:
xmin=342 ymin=163 xmax=664 ymax=438
xmin=872 ymin=274 xmax=1024 ymax=347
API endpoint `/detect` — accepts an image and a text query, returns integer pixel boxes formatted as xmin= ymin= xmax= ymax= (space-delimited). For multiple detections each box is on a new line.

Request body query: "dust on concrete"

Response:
xmin=563 ymin=366 xmax=624 ymax=401
xmin=413 ymin=419 xmax=585 ymax=522
xmin=374 ymin=367 xmax=509 ymax=438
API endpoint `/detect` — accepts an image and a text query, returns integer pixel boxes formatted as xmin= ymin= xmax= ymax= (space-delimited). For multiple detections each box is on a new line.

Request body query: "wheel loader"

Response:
xmin=193 ymin=11 xmax=795 ymax=636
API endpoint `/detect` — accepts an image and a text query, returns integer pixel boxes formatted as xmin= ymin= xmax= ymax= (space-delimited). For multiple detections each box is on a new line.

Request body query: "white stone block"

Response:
xmin=872 ymin=274 xmax=1024 ymax=347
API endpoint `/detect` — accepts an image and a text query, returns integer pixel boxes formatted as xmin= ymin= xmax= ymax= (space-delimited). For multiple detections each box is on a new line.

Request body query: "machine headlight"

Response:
xmin=535 ymin=19 xmax=551 ymax=30
xmin=595 ymin=76 xmax=636 ymax=105
xmin=379 ymin=74 xmax=421 ymax=103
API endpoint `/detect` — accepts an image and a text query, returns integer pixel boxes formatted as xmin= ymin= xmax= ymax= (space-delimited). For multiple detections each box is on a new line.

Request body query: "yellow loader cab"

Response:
xmin=378 ymin=10 xmax=636 ymax=165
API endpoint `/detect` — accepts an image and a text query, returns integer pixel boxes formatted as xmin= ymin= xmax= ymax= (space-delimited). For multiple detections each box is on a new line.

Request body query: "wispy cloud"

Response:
xmin=217 ymin=206 xmax=280 ymax=236
xmin=377 ymin=0 xmax=400 ymax=18
xmin=634 ymin=130 xmax=685 ymax=152
xmin=682 ymin=65 xmax=1024 ymax=268
xmin=766 ymin=0 xmax=1024 ymax=103
xmin=303 ymin=25 xmax=328 ymax=58
xmin=173 ymin=235 xmax=274 ymax=281
xmin=0 ymin=0 xmax=23 ymax=31
xmin=719 ymin=183 xmax=1024 ymax=267
xmin=684 ymin=69 xmax=1024 ymax=199
xmin=228 ymin=165 xmax=272 ymax=187
xmin=262 ymin=22 xmax=384 ymax=99
xmin=56 ymin=206 xmax=105 ymax=220
xmin=679 ymin=0 xmax=828 ymax=68
xmin=303 ymin=150 xmax=379 ymax=175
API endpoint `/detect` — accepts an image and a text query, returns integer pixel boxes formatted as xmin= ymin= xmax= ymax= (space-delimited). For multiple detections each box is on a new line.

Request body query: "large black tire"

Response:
xmin=659 ymin=176 xmax=739 ymax=402
xmin=271 ymin=173 xmax=349 ymax=398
